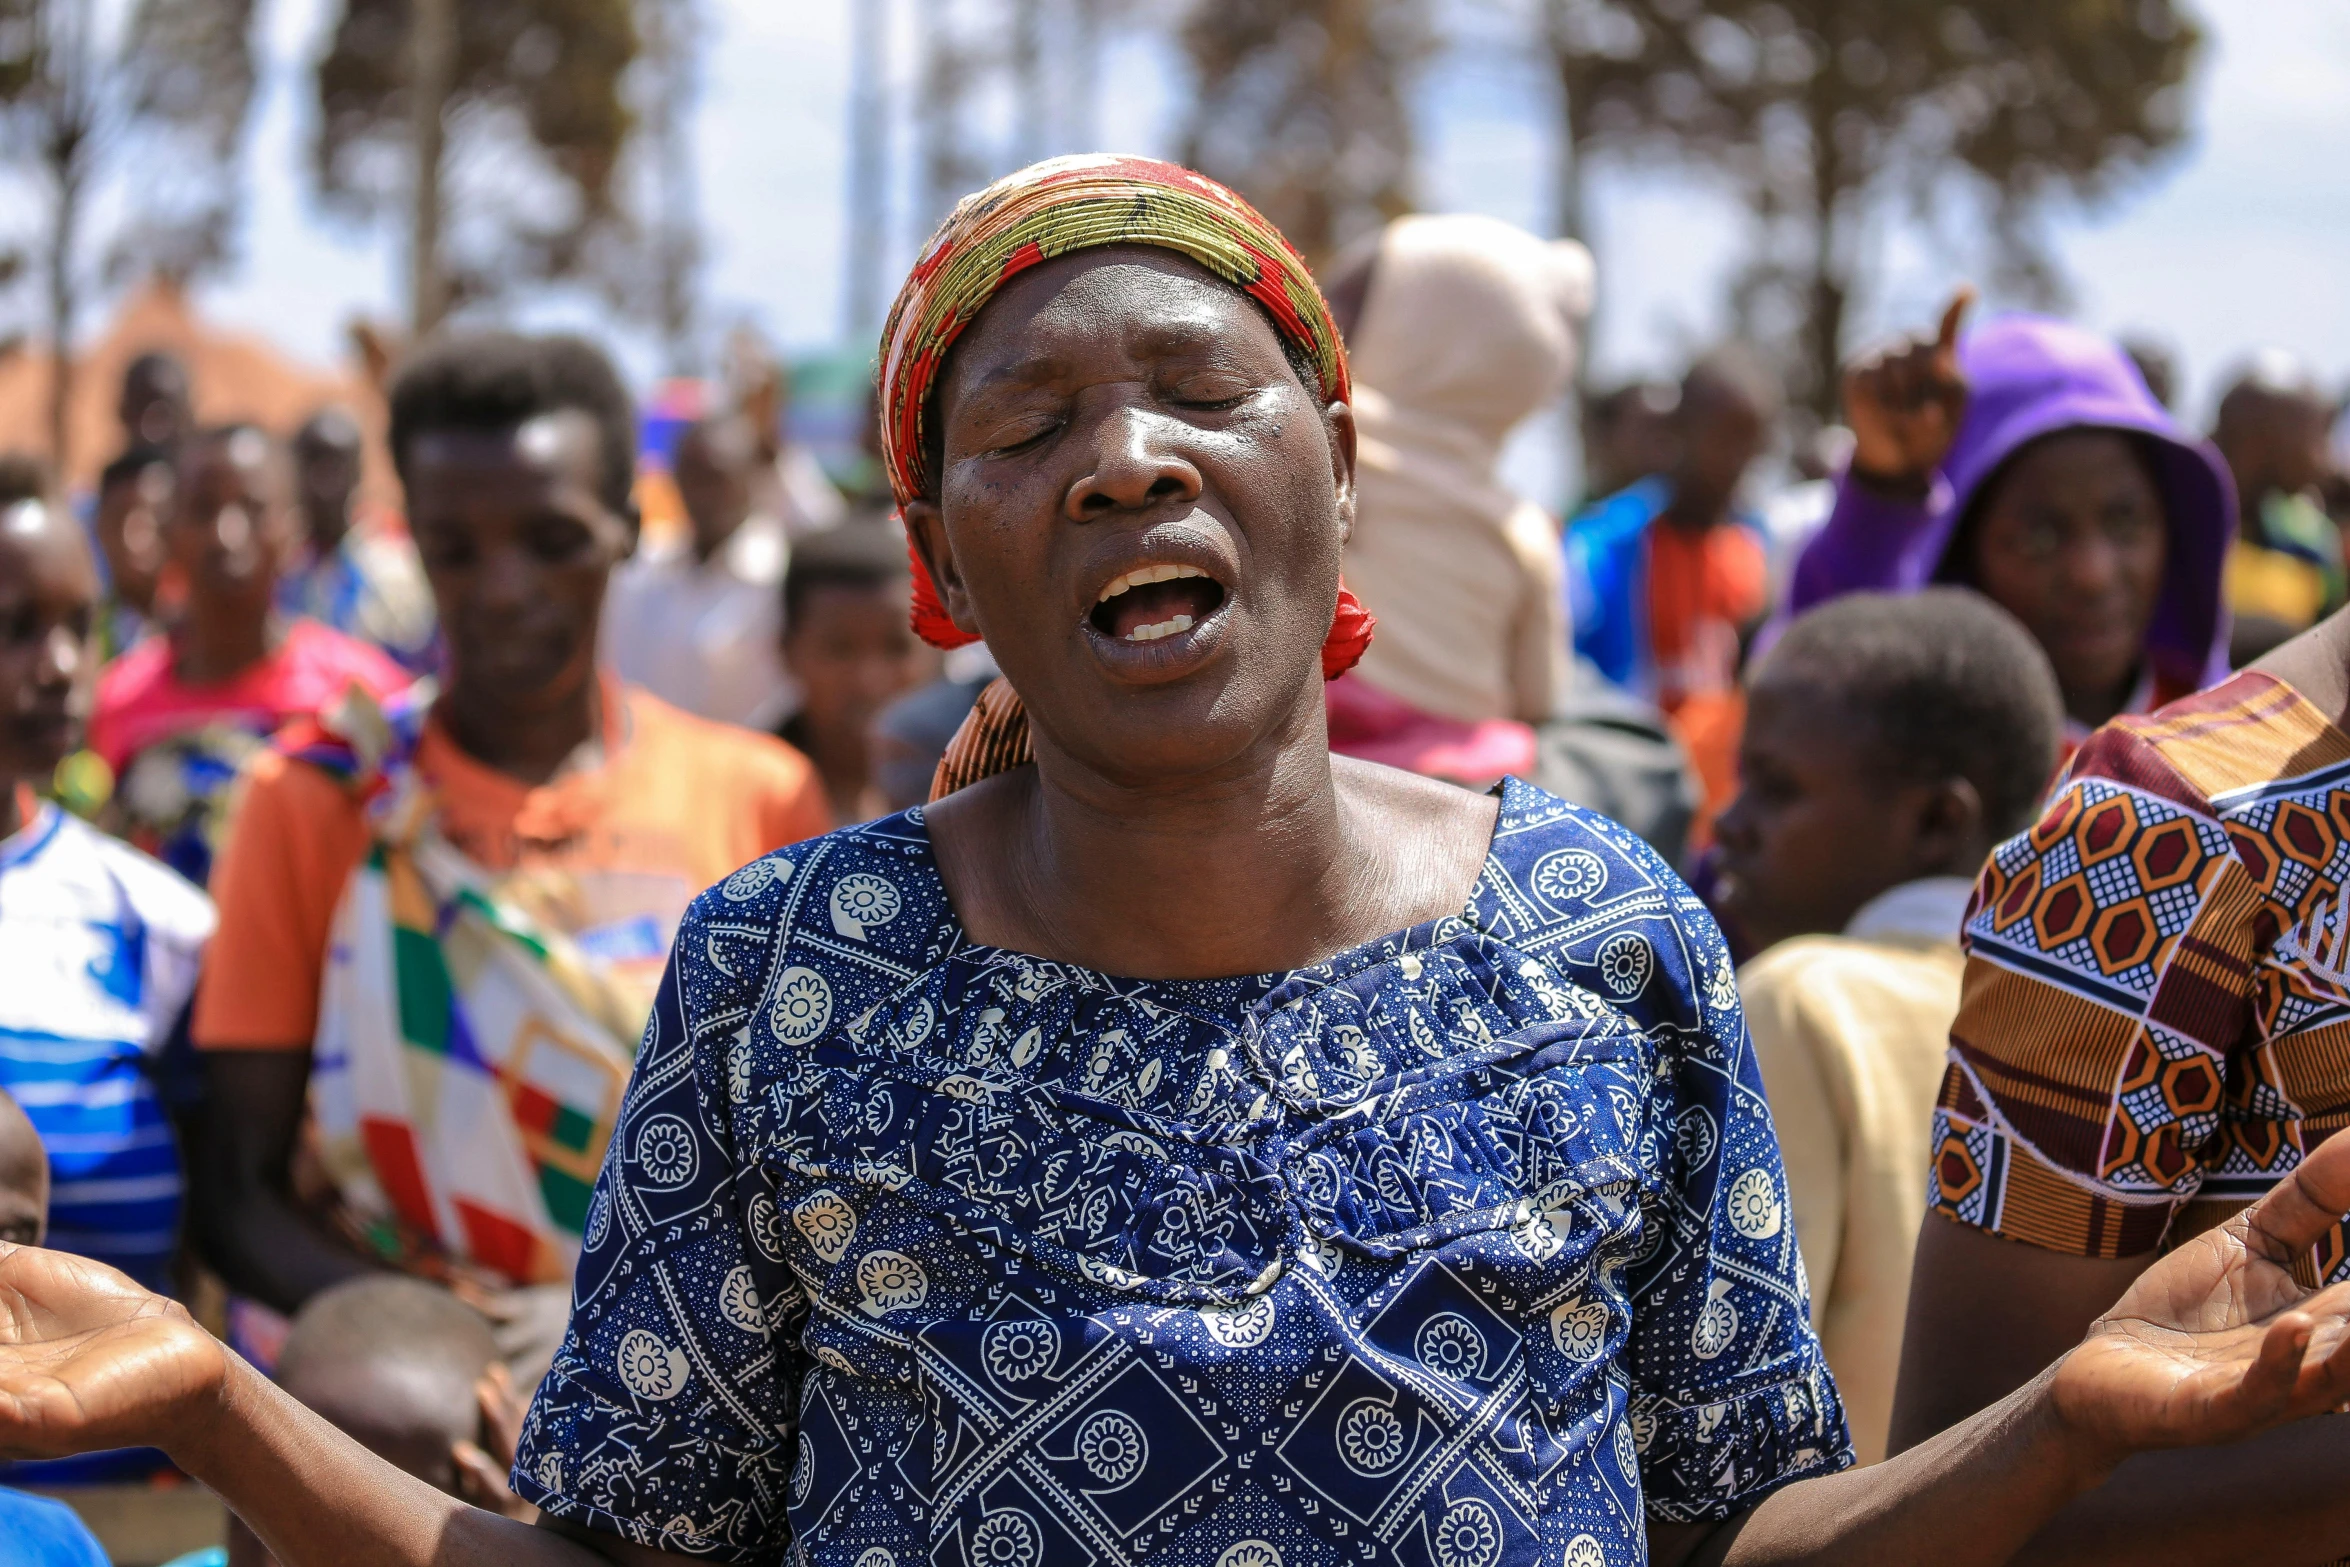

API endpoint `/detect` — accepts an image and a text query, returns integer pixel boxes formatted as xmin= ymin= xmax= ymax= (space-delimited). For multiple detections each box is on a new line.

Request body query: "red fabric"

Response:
xmin=88 ymin=619 xmax=412 ymax=773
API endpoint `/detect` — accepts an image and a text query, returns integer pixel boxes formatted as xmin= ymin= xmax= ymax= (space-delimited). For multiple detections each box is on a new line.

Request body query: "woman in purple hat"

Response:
xmin=1788 ymin=291 xmax=2236 ymax=743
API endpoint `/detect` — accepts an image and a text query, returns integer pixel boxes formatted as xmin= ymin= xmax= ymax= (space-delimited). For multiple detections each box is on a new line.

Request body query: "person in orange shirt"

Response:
xmin=188 ymin=332 xmax=830 ymax=1372
xmin=1565 ymin=348 xmax=1779 ymax=839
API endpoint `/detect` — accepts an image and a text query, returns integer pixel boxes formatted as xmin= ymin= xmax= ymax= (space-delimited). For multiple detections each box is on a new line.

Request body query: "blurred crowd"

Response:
xmin=4 ymin=193 xmax=2350 ymax=1562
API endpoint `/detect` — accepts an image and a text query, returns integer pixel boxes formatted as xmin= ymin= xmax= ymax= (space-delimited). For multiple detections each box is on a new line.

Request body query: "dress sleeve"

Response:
xmin=1930 ymin=735 xmax=2258 ymax=1259
xmin=512 ymin=884 xmax=811 ymax=1563
xmin=1511 ymin=797 xmax=1852 ymax=1519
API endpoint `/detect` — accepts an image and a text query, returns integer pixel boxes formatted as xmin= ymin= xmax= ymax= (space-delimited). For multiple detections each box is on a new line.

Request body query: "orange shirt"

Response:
xmin=1643 ymin=517 xmax=1767 ymax=713
xmin=195 ymin=681 xmax=831 ymax=1049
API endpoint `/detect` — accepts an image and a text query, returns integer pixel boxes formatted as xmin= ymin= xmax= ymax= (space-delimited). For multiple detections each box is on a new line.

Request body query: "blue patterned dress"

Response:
xmin=514 ymin=779 xmax=1850 ymax=1565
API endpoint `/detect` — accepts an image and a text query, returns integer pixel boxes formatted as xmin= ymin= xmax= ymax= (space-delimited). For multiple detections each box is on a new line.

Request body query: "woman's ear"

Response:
xmin=901 ymin=498 xmax=981 ymax=636
xmin=1325 ymin=399 xmax=1358 ymax=548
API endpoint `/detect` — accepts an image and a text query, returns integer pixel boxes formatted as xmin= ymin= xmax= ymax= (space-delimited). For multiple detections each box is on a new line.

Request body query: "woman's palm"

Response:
xmin=2055 ymin=1136 xmax=2350 ymax=1453
xmin=0 ymin=1244 xmax=225 ymax=1459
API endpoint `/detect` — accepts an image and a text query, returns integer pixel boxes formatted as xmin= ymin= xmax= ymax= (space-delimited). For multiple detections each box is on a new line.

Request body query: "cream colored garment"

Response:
xmin=1342 ymin=214 xmax=1594 ymax=725
xmin=1740 ymin=877 xmax=1972 ymax=1464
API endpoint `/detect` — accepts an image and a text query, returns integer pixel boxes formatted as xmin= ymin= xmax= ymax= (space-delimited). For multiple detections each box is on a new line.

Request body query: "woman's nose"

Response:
xmin=1064 ymin=404 xmax=1202 ymax=521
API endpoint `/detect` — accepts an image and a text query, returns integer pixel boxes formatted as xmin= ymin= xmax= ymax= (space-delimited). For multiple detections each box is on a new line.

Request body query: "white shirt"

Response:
xmin=601 ymin=513 xmax=794 ymax=730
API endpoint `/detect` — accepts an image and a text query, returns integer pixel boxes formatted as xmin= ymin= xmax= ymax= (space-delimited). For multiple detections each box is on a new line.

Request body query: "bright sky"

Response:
xmin=195 ymin=0 xmax=2350 ymax=444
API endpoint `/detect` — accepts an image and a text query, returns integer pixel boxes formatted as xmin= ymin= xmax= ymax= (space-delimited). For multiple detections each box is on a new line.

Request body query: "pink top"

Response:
xmin=89 ymin=619 xmax=413 ymax=773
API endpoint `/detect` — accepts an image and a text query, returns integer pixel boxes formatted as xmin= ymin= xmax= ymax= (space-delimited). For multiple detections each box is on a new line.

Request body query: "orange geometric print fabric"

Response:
xmin=1933 ymin=670 xmax=2350 ymax=1275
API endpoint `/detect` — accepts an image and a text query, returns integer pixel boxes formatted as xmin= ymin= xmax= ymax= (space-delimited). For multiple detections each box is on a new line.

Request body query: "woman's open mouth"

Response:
xmin=1088 ymin=563 xmax=1228 ymax=644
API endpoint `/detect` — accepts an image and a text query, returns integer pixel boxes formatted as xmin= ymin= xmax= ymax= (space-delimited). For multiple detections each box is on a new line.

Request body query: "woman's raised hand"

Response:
xmin=0 ymin=1243 xmax=228 ymax=1461
xmin=1842 ymin=286 xmax=1973 ymax=494
xmin=2052 ymin=1128 xmax=2350 ymax=1458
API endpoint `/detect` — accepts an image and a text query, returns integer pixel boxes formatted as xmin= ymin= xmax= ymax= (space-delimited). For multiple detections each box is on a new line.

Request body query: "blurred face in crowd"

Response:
xmin=170 ymin=430 xmax=299 ymax=630
xmin=1962 ymin=431 xmax=2165 ymax=723
xmin=673 ymin=418 xmax=757 ymax=561
xmin=119 ymin=356 xmax=191 ymax=449
xmin=0 ymin=497 xmax=98 ymax=793
xmin=783 ymin=575 xmax=934 ymax=757
xmin=96 ymin=460 xmax=171 ymax=618
xmin=294 ymin=412 xmax=366 ymax=554
xmin=405 ymin=411 xmax=634 ymax=717
xmin=1713 ymin=678 xmax=1959 ymax=953
xmin=1668 ymin=375 xmax=1767 ymax=524
xmin=1583 ymin=383 xmax=1679 ymax=499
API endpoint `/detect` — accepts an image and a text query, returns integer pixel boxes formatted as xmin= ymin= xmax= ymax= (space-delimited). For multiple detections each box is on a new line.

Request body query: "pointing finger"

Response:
xmin=1936 ymin=286 xmax=1976 ymax=359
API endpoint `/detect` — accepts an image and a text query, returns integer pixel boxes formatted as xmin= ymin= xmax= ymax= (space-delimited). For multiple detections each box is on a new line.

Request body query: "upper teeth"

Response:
xmin=1097 ymin=562 xmax=1209 ymax=602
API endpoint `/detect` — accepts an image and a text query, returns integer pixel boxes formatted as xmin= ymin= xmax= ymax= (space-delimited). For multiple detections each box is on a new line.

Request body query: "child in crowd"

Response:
xmin=776 ymin=522 xmax=937 ymax=824
xmin=0 ymin=1088 xmax=112 ymax=1567
xmin=2211 ymin=352 xmax=2344 ymax=660
xmin=190 ymin=334 xmax=830 ymax=1378
xmin=0 ymin=471 xmax=214 ymax=1296
xmin=92 ymin=446 xmax=173 ymax=657
xmin=276 ymin=407 xmax=438 ymax=674
xmin=88 ymin=426 xmax=411 ymax=884
xmin=602 ymin=412 xmax=795 ymax=729
xmin=1788 ymin=292 xmax=2232 ymax=746
xmin=1711 ymin=589 xmax=2063 ymax=1463
xmin=226 ymin=1276 xmax=528 ymax=1567
xmin=1567 ymin=346 xmax=1781 ymax=829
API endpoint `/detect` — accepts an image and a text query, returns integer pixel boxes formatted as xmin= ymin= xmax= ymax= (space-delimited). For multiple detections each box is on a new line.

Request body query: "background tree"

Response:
xmin=1178 ymin=0 xmax=1433 ymax=267
xmin=1542 ymin=0 xmax=2204 ymax=414
xmin=0 ymin=0 xmax=258 ymax=467
xmin=312 ymin=0 xmax=644 ymax=336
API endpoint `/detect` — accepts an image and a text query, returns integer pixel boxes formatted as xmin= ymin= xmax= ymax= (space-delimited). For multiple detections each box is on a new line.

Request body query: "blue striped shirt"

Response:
xmin=0 ymin=803 xmax=213 ymax=1291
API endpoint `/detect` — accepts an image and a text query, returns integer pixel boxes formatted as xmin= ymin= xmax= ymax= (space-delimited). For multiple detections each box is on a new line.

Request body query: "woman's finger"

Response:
xmin=2226 ymin=1312 xmax=2315 ymax=1428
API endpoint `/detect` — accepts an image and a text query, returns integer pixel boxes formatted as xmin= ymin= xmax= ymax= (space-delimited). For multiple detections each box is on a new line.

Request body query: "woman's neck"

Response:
xmin=925 ymin=692 xmax=1495 ymax=980
xmin=436 ymin=676 xmax=604 ymax=787
xmin=174 ymin=604 xmax=280 ymax=686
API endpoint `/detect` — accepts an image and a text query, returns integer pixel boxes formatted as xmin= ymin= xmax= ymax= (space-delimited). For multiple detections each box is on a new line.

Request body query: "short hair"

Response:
xmin=295 ymin=405 xmax=365 ymax=456
xmin=1753 ymin=589 xmax=2064 ymax=840
xmin=0 ymin=452 xmax=52 ymax=509
xmin=784 ymin=522 xmax=911 ymax=627
xmin=276 ymin=1276 xmax=497 ymax=1413
xmin=122 ymin=351 xmax=188 ymax=399
xmin=1682 ymin=344 xmax=1783 ymax=424
xmin=387 ymin=332 xmax=637 ymax=513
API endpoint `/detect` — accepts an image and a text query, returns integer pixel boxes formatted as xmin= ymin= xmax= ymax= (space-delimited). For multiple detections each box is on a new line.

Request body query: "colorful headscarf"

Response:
xmin=876 ymin=153 xmax=1374 ymax=681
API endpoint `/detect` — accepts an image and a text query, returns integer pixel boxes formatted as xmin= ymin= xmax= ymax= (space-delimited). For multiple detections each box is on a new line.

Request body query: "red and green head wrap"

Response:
xmin=876 ymin=153 xmax=1373 ymax=680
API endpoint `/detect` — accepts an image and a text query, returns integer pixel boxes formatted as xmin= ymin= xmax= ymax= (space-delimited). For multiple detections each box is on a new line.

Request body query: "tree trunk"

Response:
xmin=46 ymin=144 xmax=78 ymax=474
xmin=408 ymin=0 xmax=456 ymax=334
xmin=843 ymin=0 xmax=888 ymax=339
xmin=1803 ymin=93 xmax=1847 ymax=422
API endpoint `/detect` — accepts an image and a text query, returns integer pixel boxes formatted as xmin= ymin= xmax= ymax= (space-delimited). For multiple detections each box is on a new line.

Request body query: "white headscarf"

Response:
xmin=1341 ymin=213 xmax=1594 ymax=725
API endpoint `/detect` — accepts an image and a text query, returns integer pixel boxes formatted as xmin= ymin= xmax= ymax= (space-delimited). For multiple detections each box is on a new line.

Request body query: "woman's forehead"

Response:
xmin=945 ymin=247 xmax=1285 ymax=390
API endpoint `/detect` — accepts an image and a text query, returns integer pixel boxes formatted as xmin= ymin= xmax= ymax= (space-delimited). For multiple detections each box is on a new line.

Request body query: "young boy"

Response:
xmin=191 ymin=333 xmax=830 ymax=1371
xmin=89 ymin=426 xmax=412 ymax=885
xmin=0 ymin=473 xmax=214 ymax=1296
xmin=0 ymin=1088 xmax=113 ymax=1567
xmin=1567 ymin=347 xmax=1782 ymax=829
xmin=226 ymin=1276 xmax=528 ymax=1567
xmin=276 ymin=406 xmax=438 ymax=674
xmin=1710 ymin=587 xmax=2063 ymax=1463
xmin=775 ymin=522 xmax=938 ymax=824
xmin=92 ymin=446 xmax=173 ymax=656
xmin=601 ymin=412 xmax=793 ymax=729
